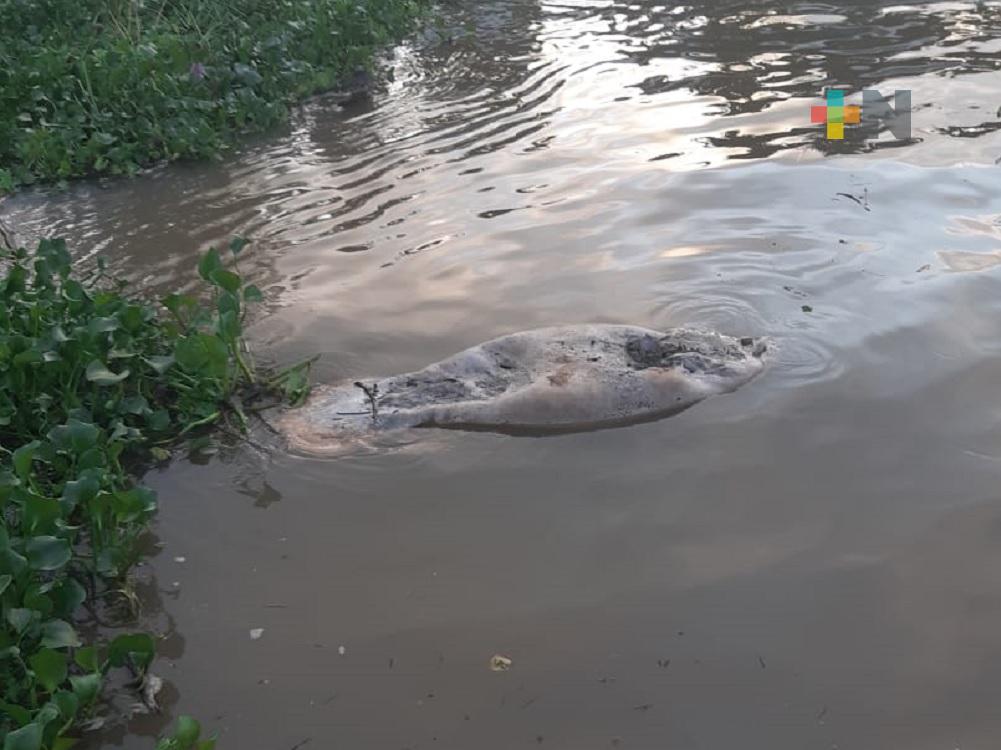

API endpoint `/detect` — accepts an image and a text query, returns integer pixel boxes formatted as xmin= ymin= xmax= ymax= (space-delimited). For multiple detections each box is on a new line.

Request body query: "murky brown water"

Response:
xmin=6 ymin=0 xmax=1001 ymax=747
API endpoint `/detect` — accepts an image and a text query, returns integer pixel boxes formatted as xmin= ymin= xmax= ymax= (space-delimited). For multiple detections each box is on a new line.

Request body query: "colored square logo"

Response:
xmin=811 ymin=89 xmax=859 ymax=140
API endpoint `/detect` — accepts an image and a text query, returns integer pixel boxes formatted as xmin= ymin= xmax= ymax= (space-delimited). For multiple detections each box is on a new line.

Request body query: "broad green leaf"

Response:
xmin=243 ymin=284 xmax=264 ymax=303
xmin=228 ymin=237 xmax=248 ymax=255
xmin=62 ymin=472 xmax=101 ymax=511
xmin=121 ymin=395 xmax=150 ymax=414
xmin=0 ymin=574 xmax=11 ymax=596
xmin=52 ymin=690 xmax=79 ymax=724
xmin=209 ymin=269 xmax=241 ymax=294
xmin=22 ymin=493 xmax=61 ymax=535
xmin=41 ymin=619 xmax=81 ymax=648
xmin=217 ymin=290 xmax=240 ymax=318
xmin=108 ymin=632 xmax=155 ymax=671
xmin=216 ymin=310 xmax=240 ymax=343
xmin=85 ymin=359 xmax=130 ymax=386
xmin=0 ymin=699 xmax=31 ymax=726
xmin=74 ymin=645 xmax=99 ymax=672
xmin=174 ymin=333 xmax=228 ymax=378
xmin=145 ymin=355 xmax=175 ymax=374
xmin=197 ymin=248 xmax=223 ymax=282
xmin=47 ymin=419 xmax=100 ymax=453
xmin=162 ymin=293 xmax=197 ymax=321
xmin=232 ymin=62 xmax=263 ymax=86
xmin=29 ymin=648 xmax=67 ymax=692
xmin=69 ymin=673 xmax=101 ymax=705
xmin=25 ymin=536 xmax=71 ymax=571
xmin=86 ymin=317 xmax=120 ymax=335
xmin=6 ymin=608 xmax=35 ymax=634
xmin=111 ymin=487 xmax=157 ymax=522
xmin=50 ymin=578 xmax=86 ymax=619
xmin=174 ymin=715 xmax=201 ymax=746
xmin=12 ymin=440 xmax=40 ymax=481
xmin=2 ymin=721 xmax=43 ymax=750
xmin=22 ymin=586 xmax=53 ymax=617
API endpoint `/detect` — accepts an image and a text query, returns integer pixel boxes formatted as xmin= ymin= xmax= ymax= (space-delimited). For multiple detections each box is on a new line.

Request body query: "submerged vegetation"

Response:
xmin=0 ymin=0 xmax=428 ymax=191
xmin=0 ymin=237 xmax=311 ymax=747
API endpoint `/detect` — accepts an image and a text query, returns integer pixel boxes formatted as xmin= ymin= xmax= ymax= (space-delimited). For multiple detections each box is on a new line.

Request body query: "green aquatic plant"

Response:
xmin=0 ymin=0 xmax=429 ymax=191
xmin=155 ymin=715 xmax=216 ymax=750
xmin=0 ymin=237 xmax=310 ymax=747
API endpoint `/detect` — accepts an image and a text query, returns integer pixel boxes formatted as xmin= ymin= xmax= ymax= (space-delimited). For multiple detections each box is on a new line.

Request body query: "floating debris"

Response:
xmin=490 ymin=654 xmax=513 ymax=671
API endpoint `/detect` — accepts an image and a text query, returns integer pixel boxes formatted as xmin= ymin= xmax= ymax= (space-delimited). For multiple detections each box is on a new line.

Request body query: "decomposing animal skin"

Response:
xmin=274 ymin=325 xmax=766 ymax=453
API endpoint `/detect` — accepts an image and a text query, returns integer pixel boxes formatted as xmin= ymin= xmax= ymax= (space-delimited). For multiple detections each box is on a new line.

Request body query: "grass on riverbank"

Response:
xmin=0 ymin=0 xmax=428 ymax=191
xmin=0 ymin=237 xmax=311 ymax=748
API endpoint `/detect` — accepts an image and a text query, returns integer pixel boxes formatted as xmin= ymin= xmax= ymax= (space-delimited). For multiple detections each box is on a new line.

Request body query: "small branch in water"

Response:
xmin=353 ymin=381 xmax=379 ymax=420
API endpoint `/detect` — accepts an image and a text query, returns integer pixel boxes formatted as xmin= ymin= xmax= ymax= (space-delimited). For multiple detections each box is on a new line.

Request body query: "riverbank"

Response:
xmin=0 ymin=0 xmax=429 ymax=192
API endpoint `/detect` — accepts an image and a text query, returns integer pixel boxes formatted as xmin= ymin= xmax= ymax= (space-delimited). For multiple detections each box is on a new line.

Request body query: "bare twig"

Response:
xmin=353 ymin=381 xmax=379 ymax=420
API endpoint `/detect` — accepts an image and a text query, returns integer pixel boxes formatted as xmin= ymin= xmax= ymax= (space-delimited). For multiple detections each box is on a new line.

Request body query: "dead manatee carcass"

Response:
xmin=275 ymin=325 xmax=765 ymax=452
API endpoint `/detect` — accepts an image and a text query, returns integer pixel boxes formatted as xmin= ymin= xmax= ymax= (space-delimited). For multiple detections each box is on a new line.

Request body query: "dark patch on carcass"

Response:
xmin=626 ymin=332 xmax=761 ymax=375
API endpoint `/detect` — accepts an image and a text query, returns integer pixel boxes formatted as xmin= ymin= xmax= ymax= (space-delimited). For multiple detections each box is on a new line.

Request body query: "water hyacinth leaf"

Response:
xmin=1 ymin=547 xmax=28 ymax=578
xmin=23 ymin=585 xmax=53 ymax=616
xmin=52 ymin=691 xmax=80 ymax=725
xmin=209 ymin=268 xmax=241 ymax=294
xmin=74 ymin=645 xmax=100 ymax=673
xmin=50 ymin=578 xmax=86 ymax=619
xmin=5 ymin=608 xmax=34 ymax=634
xmin=12 ymin=440 xmax=40 ymax=481
xmin=197 ymin=248 xmax=223 ymax=282
xmin=147 ymin=409 xmax=171 ymax=431
xmin=0 ymin=574 xmax=11 ymax=596
xmin=62 ymin=470 xmax=101 ymax=510
xmin=0 ymin=699 xmax=31 ymax=727
xmin=22 ymin=493 xmax=61 ymax=535
xmin=229 ymin=237 xmax=248 ymax=255
xmin=41 ymin=619 xmax=81 ymax=648
xmin=68 ymin=673 xmax=101 ymax=705
xmin=52 ymin=737 xmax=80 ymax=750
xmin=25 ymin=536 xmax=72 ymax=571
xmin=2 ymin=721 xmax=43 ymax=750
xmin=111 ymin=487 xmax=157 ymax=522
xmin=145 ymin=355 xmax=175 ymax=374
xmin=120 ymin=304 xmax=146 ymax=331
xmin=108 ymin=633 xmax=155 ymax=671
xmin=86 ymin=317 xmax=120 ymax=335
xmin=162 ymin=293 xmax=198 ymax=323
xmin=47 ymin=419 xmax=100 ymax=453
xmin=217 ymin=290 xmax=240 ymax=318
xmin=85 ymin=359 xmax=130 ymax=385
xmin=75 ymin=447 xmax=106 ymax=471
xmin=122 ymin=395 xmax=150 ymax=414
xmin=4 ymin=263 xmax=27 ymax=295
xmin=174 ymin=715 xmax=201 ymax=746
xmin=36 ymin=238 xmax=71 ymax=276
xmin=175 ymin=333 xmax=229 ymax=378
xmin=243 ymin=284 xmax=263 ymax=302
xmin=29 ymin=648 xmax=68 ymax=692
xmin=232 ymin=62 xmax=263 ymax=86
xmin=216 ymin=310 xmax=240 ymax=343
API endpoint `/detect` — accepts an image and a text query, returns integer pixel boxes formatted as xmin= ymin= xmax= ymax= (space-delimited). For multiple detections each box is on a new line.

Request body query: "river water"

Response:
xmin=5 ymin=1 xmax=1001 ymax=748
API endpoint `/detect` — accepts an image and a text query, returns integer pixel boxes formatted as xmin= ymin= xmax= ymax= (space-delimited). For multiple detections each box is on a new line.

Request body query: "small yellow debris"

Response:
xmin=490 ymin=654 xmax=512 ymax=672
